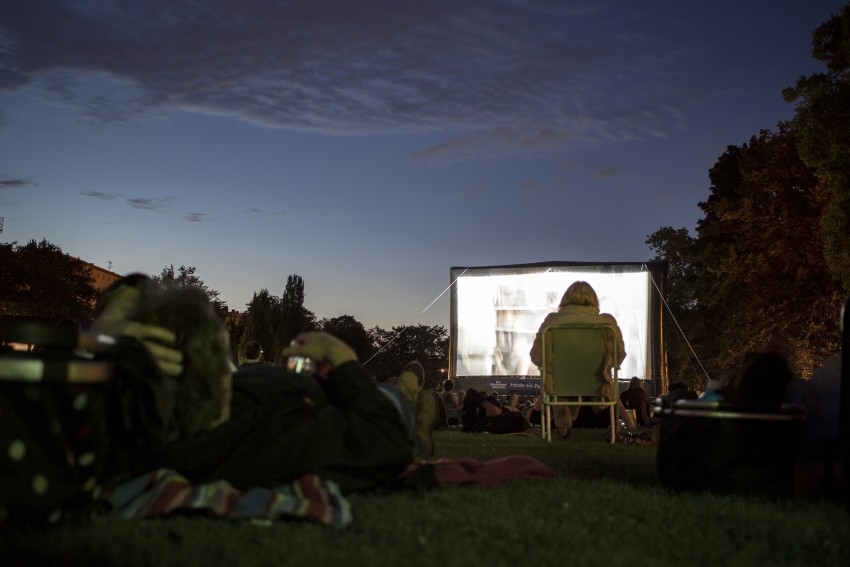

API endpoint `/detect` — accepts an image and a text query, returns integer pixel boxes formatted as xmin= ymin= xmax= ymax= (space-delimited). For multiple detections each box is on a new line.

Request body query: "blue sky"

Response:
xmin=0 ymin=0 xmax=845 ymax=329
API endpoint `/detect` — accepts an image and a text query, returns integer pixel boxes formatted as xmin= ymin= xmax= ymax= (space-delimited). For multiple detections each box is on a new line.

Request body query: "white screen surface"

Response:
xmin=453 ymin=269 xmax=650 ymax=380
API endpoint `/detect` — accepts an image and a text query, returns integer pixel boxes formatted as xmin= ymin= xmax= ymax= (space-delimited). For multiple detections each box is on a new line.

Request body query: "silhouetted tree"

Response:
xmin=152 ymin=264 xmax=227 ymax=316
xmin=0 ymin=239 xmax=96 ymax=320
xmin=647 ymin=126 xmax=842 ymax=384
xmin=366 ymin=324 xmax=449 ymax=389
xmin=239 ymin=289 xmax=279 ymax=364
xmin=319 ymin=314 xmax=374 ymax=362
xmin=272 ymin=275 xmax=316 ymax=363
xmin=784 ymin=3 xmax=850 ymax=290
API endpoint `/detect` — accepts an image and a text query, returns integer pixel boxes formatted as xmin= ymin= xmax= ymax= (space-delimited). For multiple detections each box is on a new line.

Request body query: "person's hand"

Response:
xmin=281 ymin=331 xmax=357 ymax=373
xmin=91 ymin=285 xmax=183 ymax=377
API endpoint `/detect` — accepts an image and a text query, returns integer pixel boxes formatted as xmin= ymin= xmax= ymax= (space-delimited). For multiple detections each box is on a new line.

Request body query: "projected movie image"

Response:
xmin=452 ymin=266 xmax=654 ymax=383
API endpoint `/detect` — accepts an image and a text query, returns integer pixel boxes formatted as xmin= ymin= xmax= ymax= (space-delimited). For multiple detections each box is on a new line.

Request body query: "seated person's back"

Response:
xmin=619 ymin=377 xmax=653 ymax=426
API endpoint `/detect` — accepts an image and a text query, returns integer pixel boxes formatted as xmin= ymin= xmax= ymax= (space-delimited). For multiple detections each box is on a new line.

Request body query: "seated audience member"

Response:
xmin=239 ymin=340 xmax=272 ymax=368
xmin=698 ymin=369 xmax=733 ymax=402
xmin=456 ymin=389 xmax=466 ymax=410
xmin=94 ymin=275 xmax=426 ymax=494
xmin=666 ymin=381 xmax=697 ymax=402
xmin=430 ymin=389 xmax=450 ymax=433
xmin=461 ymin=389 xmax=529 ymax=434
xmin=789 ymin=352 xmax=843 ymax=497
xmin=529 ymin=281 xmax=626 ymax=438
xmin=441 ymin=379 xmax=459 ymax=409
xmin=619 ymin=377 xmax=654 ymax=427
xmin=727 ymin=350 xmax=794 ymax=404
xmin=392 ymin=360 xmax=440 ymax=455
xmin=441 ymin=379 xmax=462 ymax=426
xmin=796 ymin=353 xmax=840 ymax=444
xmin=524 ymin=397 xmax=542 ymax=427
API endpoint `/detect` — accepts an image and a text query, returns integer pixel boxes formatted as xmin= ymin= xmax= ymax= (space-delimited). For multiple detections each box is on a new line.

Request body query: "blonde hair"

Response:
xmin=559 ymin=281 xmax=599 ymax=308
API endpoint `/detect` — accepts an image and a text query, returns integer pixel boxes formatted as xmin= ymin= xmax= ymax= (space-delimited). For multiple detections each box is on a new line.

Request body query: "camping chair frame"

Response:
xmin=540 ymin=323 xmax=618 ymax=444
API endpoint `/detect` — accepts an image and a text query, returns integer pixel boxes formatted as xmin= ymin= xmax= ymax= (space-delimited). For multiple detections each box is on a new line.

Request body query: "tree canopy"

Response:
xmin=152 ymin=264 xmax=226 ymax=314
xmin=784 ymin=4 xmax=850 ymax=290
xmin=648 ymin=125 xmax=843 ymax=387
xmin=238 ymin=275 xmax=317 ymax=364
xmin=365 ymin=324 xmax=449 ymax=390
xmin=649 ymin=7 xmax=850 ymax=388
xmin=319 ymin=315 xmax=374 ymax=362
xmin=0 ymin=239 xmax=97 ymax=320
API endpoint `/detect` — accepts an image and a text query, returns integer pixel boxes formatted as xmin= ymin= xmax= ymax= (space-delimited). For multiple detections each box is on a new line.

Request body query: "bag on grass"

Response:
xmin=656 ymin=399 xmax=803 ymax=497
xmin=0 ymin=321 xmax=170 ymax=525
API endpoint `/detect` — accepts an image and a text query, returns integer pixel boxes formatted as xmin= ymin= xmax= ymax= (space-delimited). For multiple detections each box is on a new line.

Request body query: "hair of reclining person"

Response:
xmin=134 ymin=285 xmax=233 ymax=442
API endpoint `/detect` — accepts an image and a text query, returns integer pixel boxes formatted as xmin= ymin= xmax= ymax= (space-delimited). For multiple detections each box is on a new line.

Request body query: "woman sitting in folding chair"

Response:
xmin=529 ymin=281 xmax=632 ymax=438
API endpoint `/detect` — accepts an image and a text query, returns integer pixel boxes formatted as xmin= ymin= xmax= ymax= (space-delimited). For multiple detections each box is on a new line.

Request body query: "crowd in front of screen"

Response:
xmin=46 ymin=275 xmax=843 ymax=499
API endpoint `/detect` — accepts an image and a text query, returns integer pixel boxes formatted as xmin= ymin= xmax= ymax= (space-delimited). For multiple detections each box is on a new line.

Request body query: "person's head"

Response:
xmin=559 ymin=281 xmax=600 ymax=309
xmin=243 ymin=340 xmax=263 ymax=362
xmin=401 ymin=360 xmax=426 ymax=387
xmin=629 ymin=376 xmax=643 ymax=390
xmin=729 ymin=350 xmax=793 ymax=404
xmin=135 ymin=285 xmax=233 ymax=442
xmin=443 ymin=379 xmax=455 ymax=392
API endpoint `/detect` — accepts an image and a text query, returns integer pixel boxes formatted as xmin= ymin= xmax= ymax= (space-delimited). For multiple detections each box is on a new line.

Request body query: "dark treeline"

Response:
xmin=0 ymin=247 xmax=448 ymax=388
xmin=647 ymin=5 xmax=850 ymax=389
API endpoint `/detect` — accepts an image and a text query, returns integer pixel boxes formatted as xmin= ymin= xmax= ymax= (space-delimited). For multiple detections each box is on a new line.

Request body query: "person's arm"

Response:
xmin=602 ymin=313 xmax=626 ymax=367
xmin=281 ymin=331 xmax=357 ymax=372
xmin=90 ymin=283 xmax=184 ymax=377
xmin=528 ymin=314 xmax=554 ymax=367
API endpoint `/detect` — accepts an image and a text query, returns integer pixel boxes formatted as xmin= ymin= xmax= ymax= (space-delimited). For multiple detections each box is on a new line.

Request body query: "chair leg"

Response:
xmin=609 ymin=406 xmax=616 ymax=444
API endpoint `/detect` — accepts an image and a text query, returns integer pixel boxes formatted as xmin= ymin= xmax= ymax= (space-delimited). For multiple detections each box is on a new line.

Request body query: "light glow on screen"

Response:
xmin=453 ymin=268 xmax=651 ymax=380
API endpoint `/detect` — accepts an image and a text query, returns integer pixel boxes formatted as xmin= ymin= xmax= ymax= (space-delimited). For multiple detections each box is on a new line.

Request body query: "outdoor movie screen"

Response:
xmin=450 ymin=263 xmax=661 ymax=383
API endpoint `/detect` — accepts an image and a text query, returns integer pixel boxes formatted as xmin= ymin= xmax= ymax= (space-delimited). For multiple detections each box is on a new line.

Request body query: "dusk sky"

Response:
xmin=0 ymin=1 xmax=845 ymax=330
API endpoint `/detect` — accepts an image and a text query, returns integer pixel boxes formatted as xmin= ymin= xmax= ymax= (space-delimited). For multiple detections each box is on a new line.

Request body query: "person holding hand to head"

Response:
xmin=96 ymin=274 xmax=421 ymax=494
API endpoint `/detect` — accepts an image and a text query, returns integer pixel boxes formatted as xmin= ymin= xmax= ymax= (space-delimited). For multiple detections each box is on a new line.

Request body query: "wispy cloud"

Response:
xmin=80 ymin=191 xmax=119 ymax=200
xmin=589 ymin=165 xmax=622 ymax=180
xmin=126 ymin=196 xmax=174 ymax=211
xmin=0 ymin=176 xmax=37 ymax=189
xmin=0 ymin=0 xmax=700 ymax=156
xmin=80 ymin=190 xmax=205 ymax=221
xmin=235 ymin=205 xmax=299 ymax=217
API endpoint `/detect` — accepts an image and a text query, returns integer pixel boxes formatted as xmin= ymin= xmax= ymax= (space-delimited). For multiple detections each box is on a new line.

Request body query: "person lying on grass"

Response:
xmin=94 ymin=274 xmax=429 ymax=494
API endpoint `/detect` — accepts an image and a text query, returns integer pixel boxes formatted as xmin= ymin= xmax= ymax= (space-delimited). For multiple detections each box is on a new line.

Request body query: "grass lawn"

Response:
xmin=3 ymin=429 xmax=849 ymax=567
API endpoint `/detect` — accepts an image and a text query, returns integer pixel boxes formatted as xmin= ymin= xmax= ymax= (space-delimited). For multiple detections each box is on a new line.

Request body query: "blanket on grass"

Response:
xmin=404 ymin=455 xmax=556 ymax=487
xmin=103 ymin=455 xmax=555 ymax=527
xmin=102 ymin=469 xmax=352 ymax=527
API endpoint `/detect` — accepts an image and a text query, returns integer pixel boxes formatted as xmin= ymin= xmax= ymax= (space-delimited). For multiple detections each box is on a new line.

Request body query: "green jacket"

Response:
xmin=125 ymin=361 xmax=415 ymax=494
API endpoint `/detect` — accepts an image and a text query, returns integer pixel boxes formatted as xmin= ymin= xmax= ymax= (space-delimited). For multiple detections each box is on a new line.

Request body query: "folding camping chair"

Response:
xmin=540 ymin=323 xmax=618 ymax=444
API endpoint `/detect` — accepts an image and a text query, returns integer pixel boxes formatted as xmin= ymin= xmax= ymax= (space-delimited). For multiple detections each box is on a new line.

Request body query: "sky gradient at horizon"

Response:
xmin=1 ymin=0 xmax=845 ymax=329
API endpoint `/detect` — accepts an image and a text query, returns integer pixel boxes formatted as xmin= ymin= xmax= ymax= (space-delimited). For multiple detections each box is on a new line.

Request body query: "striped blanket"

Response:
xmin=102 ymin=469 xmax=352 ymax=527
xmin=102 ymin=455 xmax=554 ymax=527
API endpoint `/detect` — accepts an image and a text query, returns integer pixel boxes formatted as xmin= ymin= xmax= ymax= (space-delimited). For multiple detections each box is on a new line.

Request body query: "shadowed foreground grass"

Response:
xmin=3 ymin=429 xmax=849 ymax=567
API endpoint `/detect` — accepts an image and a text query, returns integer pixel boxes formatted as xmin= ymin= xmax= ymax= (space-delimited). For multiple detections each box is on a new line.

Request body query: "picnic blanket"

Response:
xmin=102 ymin=469 xmax=352 ymax=528
xmin=101 ymin=455 xmax=554 ymax=528
xmin=402 ymin=455 xmax=556 ymax=487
